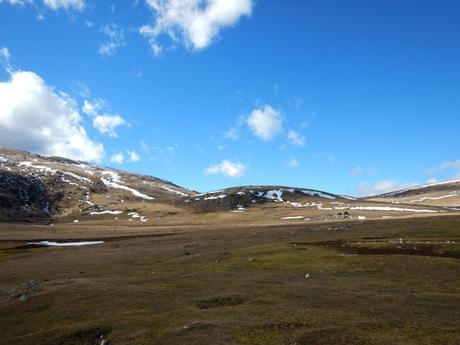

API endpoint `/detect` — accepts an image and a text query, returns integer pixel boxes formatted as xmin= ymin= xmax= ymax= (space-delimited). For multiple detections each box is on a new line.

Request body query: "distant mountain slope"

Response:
xmin=183 ymin=186 xmax=354 ymax=213
xmin=1 ymin=146 xmax=458 ymax=224
xmin=0 ymin=147 xmax=195 ymax=220
xmin=369 ymin=179 xmax=460 ymax=208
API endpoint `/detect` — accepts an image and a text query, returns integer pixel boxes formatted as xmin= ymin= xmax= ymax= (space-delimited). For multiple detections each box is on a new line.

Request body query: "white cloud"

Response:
xmin=351 ymin=166 xmax=376 ymax=177
xmin=92 ymin=115 xmax=127 ymax=138
xmin=1 ymin=0 xmax=85 ymax=10
xmin=287 ymin=158 xmax=299 ymax=168
xmin=287 ymin=129 xmax=305 ymax=147
xmin=140 ymin=0 xmax=253 ymax=55
xmin=43 ymin=0 xmax=85 ymax=10
xmin=0 ymin=47 xmax=12 ymax=72
xmin=223 ymin=127 xmax=239 ymax=140
xmin=82 ymin=99 xmax=127 ymax=137
xmin=99 ymin=23 xmax=125 ymax=57
xmin=357 ymin=180 xmax=417 ymax=197
xmin=289 ymin=97 xmax=303 ymax=110
xmin=0 ymin=0 xmax=32 ymax=6
xmin=128 ymin=150 xmax=141 ymax=162
xmin=82 ymin=99 xmax=104 ymax=116
xmin=206 ymin=159 xmax=246 ymax=178
xmin=0 ymin=47 xmax=10 ymax=62
xmin=428 ymin=160 xmax=460 ymax=177
xmin=110 ymin=152 xmax=124 ymax=164
xmin=246 ymin=105 xmax=283 ymax=141
xmin=0 ymin=69 xmax=104 ymax=162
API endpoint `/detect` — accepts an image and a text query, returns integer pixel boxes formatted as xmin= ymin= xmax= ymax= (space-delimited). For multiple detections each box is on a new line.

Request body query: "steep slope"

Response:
xmin=369 ymin=179 xmax=460 ymax=208
xmin=0 ymin=147 xmax=195 ymax=220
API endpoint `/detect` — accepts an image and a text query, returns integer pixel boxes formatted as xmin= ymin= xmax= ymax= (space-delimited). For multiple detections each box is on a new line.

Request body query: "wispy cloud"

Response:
xmin=287 ymin=129 xmax=305 ymax=147
xmin=427 ymin=160 xmax=460 ymax=177
xmin=43 ymin=0 xmax=85 ymax=11
xmin=351 ymin=166 xmax=376 ymax=176
xmin=356 ymin=180 xmax=417 ymax=197
xmin=110 ymin=152 xmax=124 ymax=164
xmin=2 ymin=0 xmax=85 ymax=11
xmin=128 ymin=150 xmax=141 ymax=162
xmin=287 ymin=158 xmax=299 ymax=168
xmin=99 ymin=23 xmax=125 ymax=57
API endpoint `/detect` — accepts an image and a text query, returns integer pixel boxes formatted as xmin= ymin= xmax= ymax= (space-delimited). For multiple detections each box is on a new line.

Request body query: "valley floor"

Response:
xmin=0 ymin=216 xmax=459 ymax=345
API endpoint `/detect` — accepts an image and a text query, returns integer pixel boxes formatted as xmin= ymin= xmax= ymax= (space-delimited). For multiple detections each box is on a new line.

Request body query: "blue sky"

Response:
xmin=0 ymin=0 xmax=459 ymax=195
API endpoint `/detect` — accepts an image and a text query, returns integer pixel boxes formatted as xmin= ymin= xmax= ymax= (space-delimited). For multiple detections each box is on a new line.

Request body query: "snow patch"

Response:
xmin=90 ymin=210 xmax=123 ymax=215
xmin=350 ymin=206 xmax=439 ymax=213
xmin=204 ymin=194 xmax=227 ymax=200
xmin=298 ymin=189 xmax=336 ymax=199
xmin=28 ymin=241 xmax=104 ymax=247
xmin=128 ymin=212 xmax=149 ymax=222
xmin=410 ymin=194 xmax=458 ymax=203
xmin=380 ymin=178 xmax=460 ymax=197
xmin=101 ymin=171 xmax=154 ymax=200
xmin=262 ymin=190 xmax=284 ymax=202
xmin=280 ymin=216 xmax=305 ymax=220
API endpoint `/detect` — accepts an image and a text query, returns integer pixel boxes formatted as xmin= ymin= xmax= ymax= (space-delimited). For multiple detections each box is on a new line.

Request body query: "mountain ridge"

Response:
xmin=1 ymin=146 xmax=459 ymax=223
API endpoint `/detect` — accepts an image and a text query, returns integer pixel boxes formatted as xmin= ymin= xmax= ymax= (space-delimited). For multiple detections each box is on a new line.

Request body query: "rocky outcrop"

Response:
xmin=0 ymin=171 xmax=53 ymax=220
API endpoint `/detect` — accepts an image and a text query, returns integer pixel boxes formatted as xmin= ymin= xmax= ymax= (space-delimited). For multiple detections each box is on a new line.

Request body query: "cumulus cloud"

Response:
xmin=99 ymin=23 xmax=125 ymax=57
xmin=206 ymin=159 xmax=246 ymax=178
xmin=140 ymin=0 xmax=253 ymax=55
xmin=92 ymin=115 xmax=127 ymax=138
xmin=287 ymin=129 xmax=305 ymax=147
xmin=82 ymin=99 xmax=128 ymax=137
xmin=287 ymin=158 xmax=299 ymax=168
xmin=247 ymin=105 xmax=283 ymax=141
xmin=356 ymin=180 xmax=417 ymax=197
xmin=110 ymin=152 xmax=124 ymax=164
xmin=0 ymin=69 xmax=104 ymax=162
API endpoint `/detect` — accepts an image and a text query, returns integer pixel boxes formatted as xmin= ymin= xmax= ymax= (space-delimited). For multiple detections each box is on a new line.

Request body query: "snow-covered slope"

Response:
xmin=182 ymin=186 xmax=353 ymax=212
xmin=369 ymin=179 xmax=460 ymax=208
xmin=1 ymin=147 xmax=459 ymax=223
xmin=0 ymin=147 xmax=195 ymax=220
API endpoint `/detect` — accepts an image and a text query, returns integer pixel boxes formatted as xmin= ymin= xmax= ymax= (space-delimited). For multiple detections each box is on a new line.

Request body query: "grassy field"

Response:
xmin=0 ymin=216 xmax=459 ymax=345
